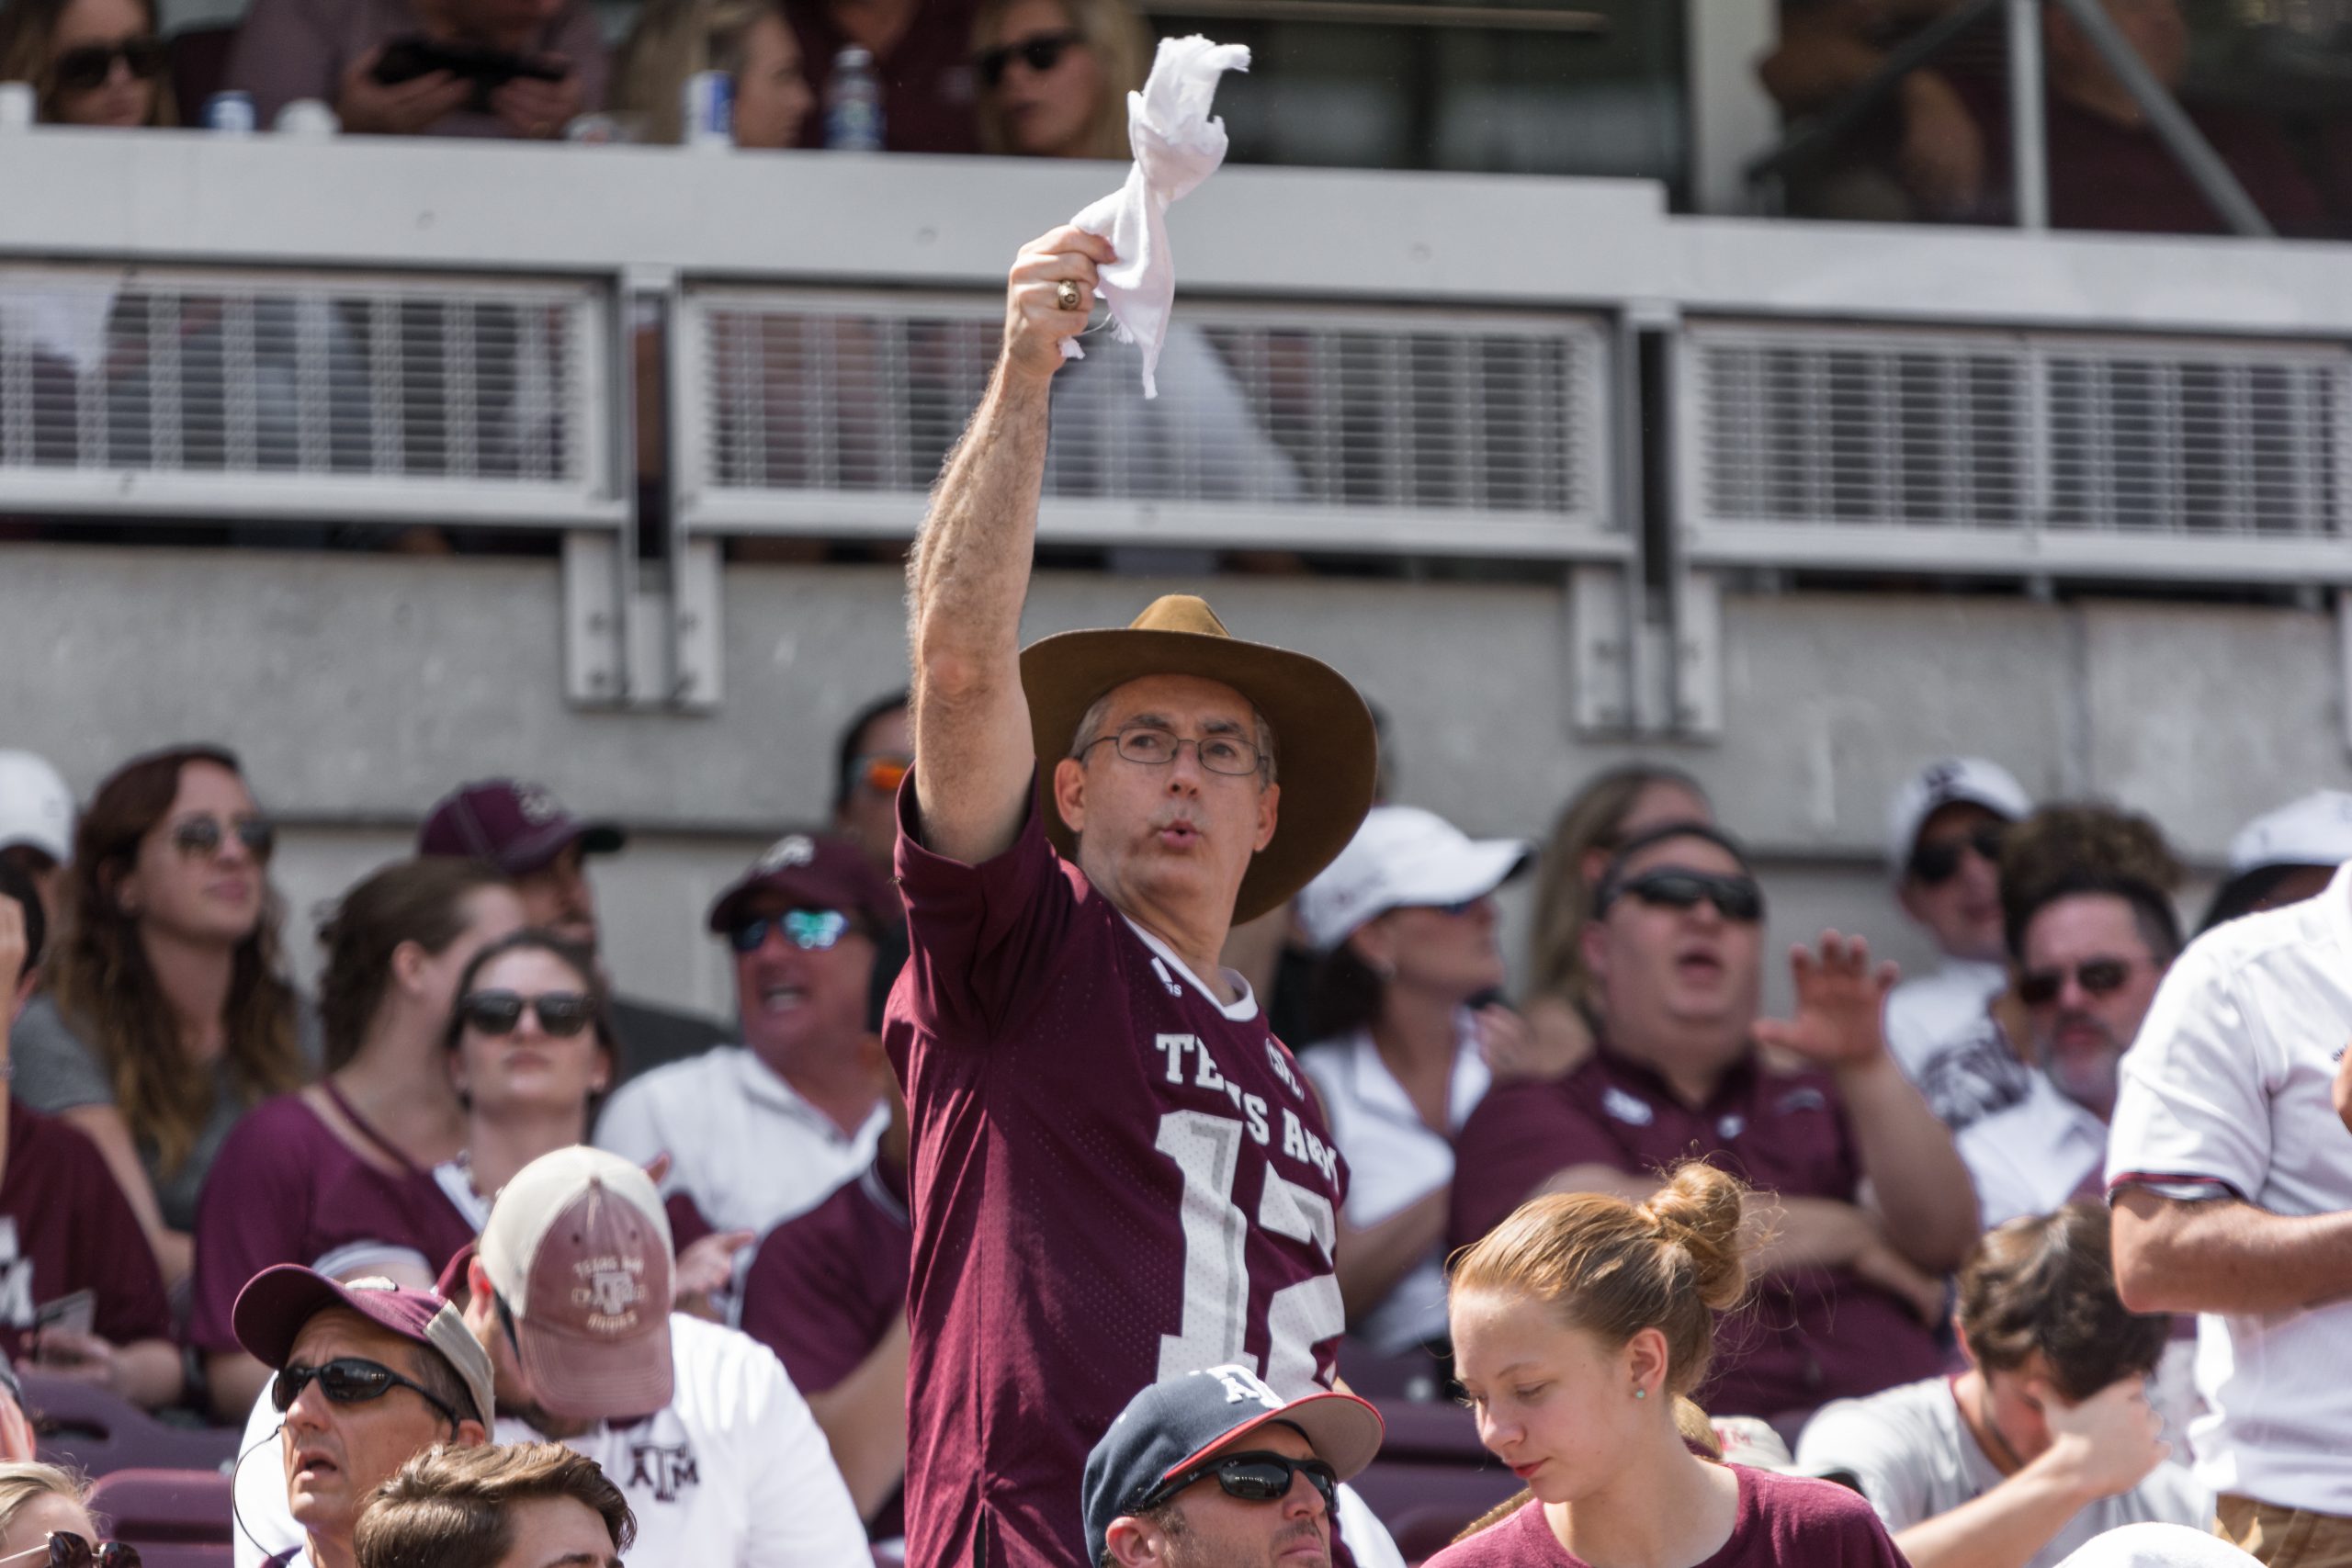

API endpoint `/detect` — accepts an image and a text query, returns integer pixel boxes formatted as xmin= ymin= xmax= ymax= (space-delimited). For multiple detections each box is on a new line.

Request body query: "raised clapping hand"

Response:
xmin=2036 ymin=1376 xmax=2171 ymax=1503
xmin=1001 ymin=226 xmax=1116 ymax=384
xmin=1751 ymin=931 xmax=1900 ymax=1071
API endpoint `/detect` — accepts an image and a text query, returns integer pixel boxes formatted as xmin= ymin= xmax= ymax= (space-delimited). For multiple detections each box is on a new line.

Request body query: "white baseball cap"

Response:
xmin=0 ymin=751 xmax=73 ymax=865
xmin=1295 ymin=806 xmax=1532 ymax=952
xmin=1885 ymin=758 xmax=2032 ymax=879
xmin=2227 ymin=790 xmax=2352 ymax=874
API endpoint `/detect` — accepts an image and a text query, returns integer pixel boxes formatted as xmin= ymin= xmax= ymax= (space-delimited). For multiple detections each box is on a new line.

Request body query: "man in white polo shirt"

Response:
xmin=2109 ymin=861 xmax=2352 ymax=1563
xmin=596 ymin=834 xmax=897 ymax=1244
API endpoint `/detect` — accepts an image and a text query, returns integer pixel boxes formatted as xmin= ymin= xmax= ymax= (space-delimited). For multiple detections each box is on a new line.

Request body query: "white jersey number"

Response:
xmin=1154 ymin=1110 xmax=1343 ymax=1392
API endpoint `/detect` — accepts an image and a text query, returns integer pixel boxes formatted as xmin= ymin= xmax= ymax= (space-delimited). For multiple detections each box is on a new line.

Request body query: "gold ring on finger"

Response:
xmin=1055 ymin=280 xmax=1084 ymax=312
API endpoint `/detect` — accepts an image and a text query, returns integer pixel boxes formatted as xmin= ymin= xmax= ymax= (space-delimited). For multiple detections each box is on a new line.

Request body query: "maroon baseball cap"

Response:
xmin=706 ymin=832 xmax=899 ymax=937
xmin=232 ymin=1265 xmax=495 ymax=1428
xmin=418 ymin=780 xmax=625 ymax=877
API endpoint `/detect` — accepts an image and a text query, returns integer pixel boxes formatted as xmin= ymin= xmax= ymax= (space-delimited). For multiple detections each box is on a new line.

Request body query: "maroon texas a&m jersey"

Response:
xmin=885 ymin=783 xmax=1350 ymax=1568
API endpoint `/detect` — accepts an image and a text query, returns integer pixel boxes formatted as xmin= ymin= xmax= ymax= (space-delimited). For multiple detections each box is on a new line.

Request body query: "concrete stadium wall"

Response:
xmin=1 ymin=543 xmax=2327 ymax=1023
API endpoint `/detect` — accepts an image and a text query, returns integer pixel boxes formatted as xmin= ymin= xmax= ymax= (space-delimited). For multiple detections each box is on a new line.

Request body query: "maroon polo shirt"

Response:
xmin=187 ymin=1093 xmax=476 ymax=1354
xmin=884 ymin=780 xmax=1355 ymax=1568
xmin=1426 ymin=1466 xmax=1906 ymax=1568
xmin=741 ymin=1156 xmax=911 ymax=1539
xmin=1449 ymin=1044 xmax=1942 ymax=1420
xmin=0 ymin=1100 xmax=172 ymax=1359
xmin=790 ymin=0 xmax=980 ymax=153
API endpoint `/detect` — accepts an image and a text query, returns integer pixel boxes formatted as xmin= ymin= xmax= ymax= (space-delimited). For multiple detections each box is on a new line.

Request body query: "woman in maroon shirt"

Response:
xmin=1432 ymin=1163 xmax=1906 ymax=1568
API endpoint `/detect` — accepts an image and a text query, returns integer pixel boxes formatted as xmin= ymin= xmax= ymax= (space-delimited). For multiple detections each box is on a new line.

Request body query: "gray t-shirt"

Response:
xmin=1795 ymin=1376 xmax=2210 ymax=1568
xmin=9 ymin=992 xmax=322 ymax=1234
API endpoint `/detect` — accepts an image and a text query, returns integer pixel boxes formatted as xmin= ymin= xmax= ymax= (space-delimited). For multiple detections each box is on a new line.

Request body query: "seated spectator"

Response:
xmin=1882 ymin=758 xmax=2033 ymax=1107
xmin=232 ymin=1267 xmax=494 ymax=1568
xmin=596 ymin=835 xmax=894 ymax=1239
xmin=417 ymin=780 xmax=729 ymax=1083
xmin=791 ymin=0 xmax=978 ymax=152
xmin=0 ymin=0 xmax=174 ymax=125
xmin=2199 ymin=789 xmax=2352 ymax=931
xmin=1796 ymin=1204 xmax=2205 ymax=1568
xmin=191 ymin=859 xmax=526 ymax=1421
xmin=1081 ymin=1365 xmax=1384 ymax=1568
xmin=831 ymin=690 xmax=910 ymax=883
xmin=0 ymin=1461 xmax=127 ymax=1564
xmin=11 ymin=745 xmax=314 ymax=1292
xmin=1958 ymin=805 xmax=2181 ymax=1228
xmin=1521 ymin=765 xmax=1713 ymax=1079
xmin=739 ymin=1032 xmax=910 ymax=1536
xmin=1449 ymin=822 xmax=1976 ymax=1423
xmin=1290 ymin=805 xmax=1533 ymax=1358
xmin=222 ymin=0 xmax=606 ymax=136
xmin=355 ymin=1441 xmax=635 ymax=1568
xmin=1434 ymin=1162 xmax=1908 ymax=1566
xmin=0 ymin=750 xmax=74 ymax=924
xmin=971 ymin=0 xmax=1144 ymax=160
xmin=0 ymin=862 xmax=178 ymax=1410
xmin=611 ymin=0 xmax=812 ymax=146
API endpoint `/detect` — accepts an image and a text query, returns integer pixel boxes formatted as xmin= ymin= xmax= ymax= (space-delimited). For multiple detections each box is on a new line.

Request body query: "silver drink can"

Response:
xmin=203 ymin=90 xmax=256 ymax=134
xmin=684 ymin=70 xmax=732 ymax=148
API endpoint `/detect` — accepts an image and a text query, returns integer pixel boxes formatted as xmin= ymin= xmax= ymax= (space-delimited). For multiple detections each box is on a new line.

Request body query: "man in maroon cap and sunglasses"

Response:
xmin=418 ymin=779 xmax=728 ymax=1084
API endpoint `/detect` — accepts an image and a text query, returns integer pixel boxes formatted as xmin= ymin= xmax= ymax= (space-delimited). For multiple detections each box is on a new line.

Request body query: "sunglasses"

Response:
xmin=168 ymin=814 xmax=276 ymax=861
xmin=49 ymin=35 xmax=165 ymax=93
xmin=1907 ymin=823 xmax=2006 ymax=887
xmin=1144 ymin=1451 xmax=1340 ymax=1514
xmin=975 ymin=29 xmax=1080 ymax=87
xmin=729 ymin=908 xmax=854 ymax=954
xmin=2018 ymin=957 xmax=2142 ymax=1008
xmin=0 ymin=1536 xmax=141 ymax=1567
xmin=270 ymin=1357 xmax=464 ymax=1433
xmin=458 ymin=989 xmax=596 ymax=1038
xmin=850 ymin=753 xmax=910 ymax=797
xmin=1602 ymin=869 xmax=1765 ymax=923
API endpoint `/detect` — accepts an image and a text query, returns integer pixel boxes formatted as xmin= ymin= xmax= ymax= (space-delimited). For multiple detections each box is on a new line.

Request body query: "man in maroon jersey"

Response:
xmin=888 ymin=224 xmax=1383 ymax=1568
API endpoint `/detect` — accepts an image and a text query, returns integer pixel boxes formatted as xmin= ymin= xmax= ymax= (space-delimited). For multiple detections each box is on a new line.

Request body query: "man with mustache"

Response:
xmin=890 ymin=224 xmax=1394 ymax=1568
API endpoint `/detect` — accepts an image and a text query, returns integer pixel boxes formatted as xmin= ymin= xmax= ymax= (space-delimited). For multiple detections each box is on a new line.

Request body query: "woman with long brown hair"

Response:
xmin=10 ymin=745 xmax=312 ymax=1290
xmin=0 ymin=0 xmax=175 ymax=126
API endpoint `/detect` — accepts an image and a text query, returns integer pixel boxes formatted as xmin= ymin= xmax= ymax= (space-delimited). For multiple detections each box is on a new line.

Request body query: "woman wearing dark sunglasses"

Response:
xmin=11 ymin=746 xmax=312 ymax=1295
xmin=969 ymin=0 xmax=1144 ymax=160
xmin=0 ymin=0 xmax=174 ymax=125
xmin=0 ymin=1461 xmax=137 ymax=1567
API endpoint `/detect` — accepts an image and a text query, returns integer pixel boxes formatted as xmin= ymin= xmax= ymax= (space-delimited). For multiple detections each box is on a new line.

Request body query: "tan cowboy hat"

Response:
xmin=1021 ymin=595 xmax=1378 ymax=925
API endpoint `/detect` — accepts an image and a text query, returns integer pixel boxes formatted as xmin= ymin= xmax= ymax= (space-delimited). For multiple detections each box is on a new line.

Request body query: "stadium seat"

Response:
xmin=24 ymin=1374 xmax=241 ymax=1477
xmin=85 ymin=1468 xmax=234 ymax=1567
xmin=1351 ymin=1399 xmax=1519 ymax=1561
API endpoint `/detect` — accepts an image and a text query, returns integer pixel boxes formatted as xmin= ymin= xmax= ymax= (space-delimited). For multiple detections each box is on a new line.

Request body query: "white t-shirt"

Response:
xmin=1301 ymin=1021 xmax=1491 ymax=1355
xmin=595 ymin=1046 xmax=885 ymax=1236
xmin=1885 ymin=958 xmax=2008 ymax=1082
xmin=2105 ymin=864 xmax=2352 ymax=1517
xmin=1795 ymin=1376 xmax=2210 ymax=1568
xmin=1958 ymin=1069 xmax=2109 ymax=1229
xmin=232 ymin=1314 xmax=869 ymax=1568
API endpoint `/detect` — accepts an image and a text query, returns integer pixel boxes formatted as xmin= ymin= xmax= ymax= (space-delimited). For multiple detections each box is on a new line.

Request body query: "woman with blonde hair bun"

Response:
xmin=1433 ymin=1161 xmax=1907 ymax=1566
xmin=611 ymin=0 xmax=815 ymax=146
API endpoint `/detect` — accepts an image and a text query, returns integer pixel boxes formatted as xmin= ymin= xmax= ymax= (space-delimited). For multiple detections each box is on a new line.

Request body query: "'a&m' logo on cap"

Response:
xmin=1202 ymin=1363 xmax=1284 ymax=1410
xmin=515 ymin=785 xmax=563 ymax=825
xmin=756 ymin=835 xmax=816 ymax=874
xmin=572 ymin=1253 xmax=648 ymax=1334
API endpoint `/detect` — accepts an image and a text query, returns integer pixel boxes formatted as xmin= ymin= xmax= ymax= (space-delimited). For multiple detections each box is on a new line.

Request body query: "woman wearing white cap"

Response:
xmin=1294 ymin=805 xmax=1534 ymax=1363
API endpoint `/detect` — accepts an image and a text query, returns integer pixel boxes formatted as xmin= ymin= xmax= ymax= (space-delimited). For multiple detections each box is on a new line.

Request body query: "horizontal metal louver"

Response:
xmin=0 ymin=264 xmax=613 ymax=524
xmin=675 ymin=289 xmax=1615 ymax=555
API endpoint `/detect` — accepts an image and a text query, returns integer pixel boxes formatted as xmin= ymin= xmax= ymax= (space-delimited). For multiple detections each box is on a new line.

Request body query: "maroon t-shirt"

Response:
xmin=741 ymin=1156 xmax=911 ymax=1539
xmin=1449 ymin=1045 xmax=1942 ymax=1419
xmin=791 ymin=0 xmax=980 ymax=153
xmin=187 ymin=1094 xmax=476 ymax=1353
xmin=0 ymin=1100 xmax=172 ymax=1357
xmin=1425 ymin=1466 xmax=1906 ymax=1568
xmin=885 ymin=783 xmax=1351 ymax=1568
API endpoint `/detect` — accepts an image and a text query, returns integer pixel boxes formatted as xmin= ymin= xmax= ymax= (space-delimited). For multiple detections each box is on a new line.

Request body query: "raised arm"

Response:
xmin=907 ymin=226 xmax=1115 ymax=865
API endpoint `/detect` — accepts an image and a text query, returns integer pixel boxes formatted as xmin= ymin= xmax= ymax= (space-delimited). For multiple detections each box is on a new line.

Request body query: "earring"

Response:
xmin=1634 ymin=1388 xmax=1647 ymax=1401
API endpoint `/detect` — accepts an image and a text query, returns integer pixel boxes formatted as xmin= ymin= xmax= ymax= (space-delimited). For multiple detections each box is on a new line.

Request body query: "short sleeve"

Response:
xmin=8 ymin=998 xmax=115 ymax=1114
xmin=892 ymin=773 xmax=1080 ymax=1044
xmin=594 ymin=1075 xmax=670 ymax=1173
xmin=729 ymin=1331 xmax=872 ymax=1567
xmin=1791 ymin=1396 xmax=1938 ymax=1531
xmin=741 ymin=1180 xmax=899 ymax=1393
xmin=1447 ymin=1079 xmax=1615 ymax=1252
xmin=2106 ymin=946 xmax=2269 ymax=1201
xmin=187 ymin=1107 xmax=325 ymax=1350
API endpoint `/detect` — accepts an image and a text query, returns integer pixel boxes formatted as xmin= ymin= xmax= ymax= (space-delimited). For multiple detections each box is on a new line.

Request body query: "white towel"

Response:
xmin=2052 ymin=1525 xmax=2265 ymax=1568
xmin=1064 ymin=34 xmax=1250 ymax=398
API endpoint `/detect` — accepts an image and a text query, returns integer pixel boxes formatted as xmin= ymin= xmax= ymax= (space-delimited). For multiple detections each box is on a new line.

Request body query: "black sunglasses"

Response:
xmin=975 ymin=29 xmax=1080 ymax=87
xmin=458 ymin=989 xmax=596 ymax=1038
xmin=1144 ymin=1450 xmax=1340 ymax=1513
xmin=50 ymin=35 xmax=165 ymax=93
xmin=0 ymin=1534 xmax=141 ymax=1568
xmin=1908 ymin=823 xmax=2007 ymax=887
xmin=271 ymin=1357 xmax=463 ymax=1433
xmin=168 ymin=814 xmax=276 ymax=861
xmin=1601 ymin=869 xmax=1765 ymax=923
xmin=2018 ymin=956 xmax=2141 ymax=1008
